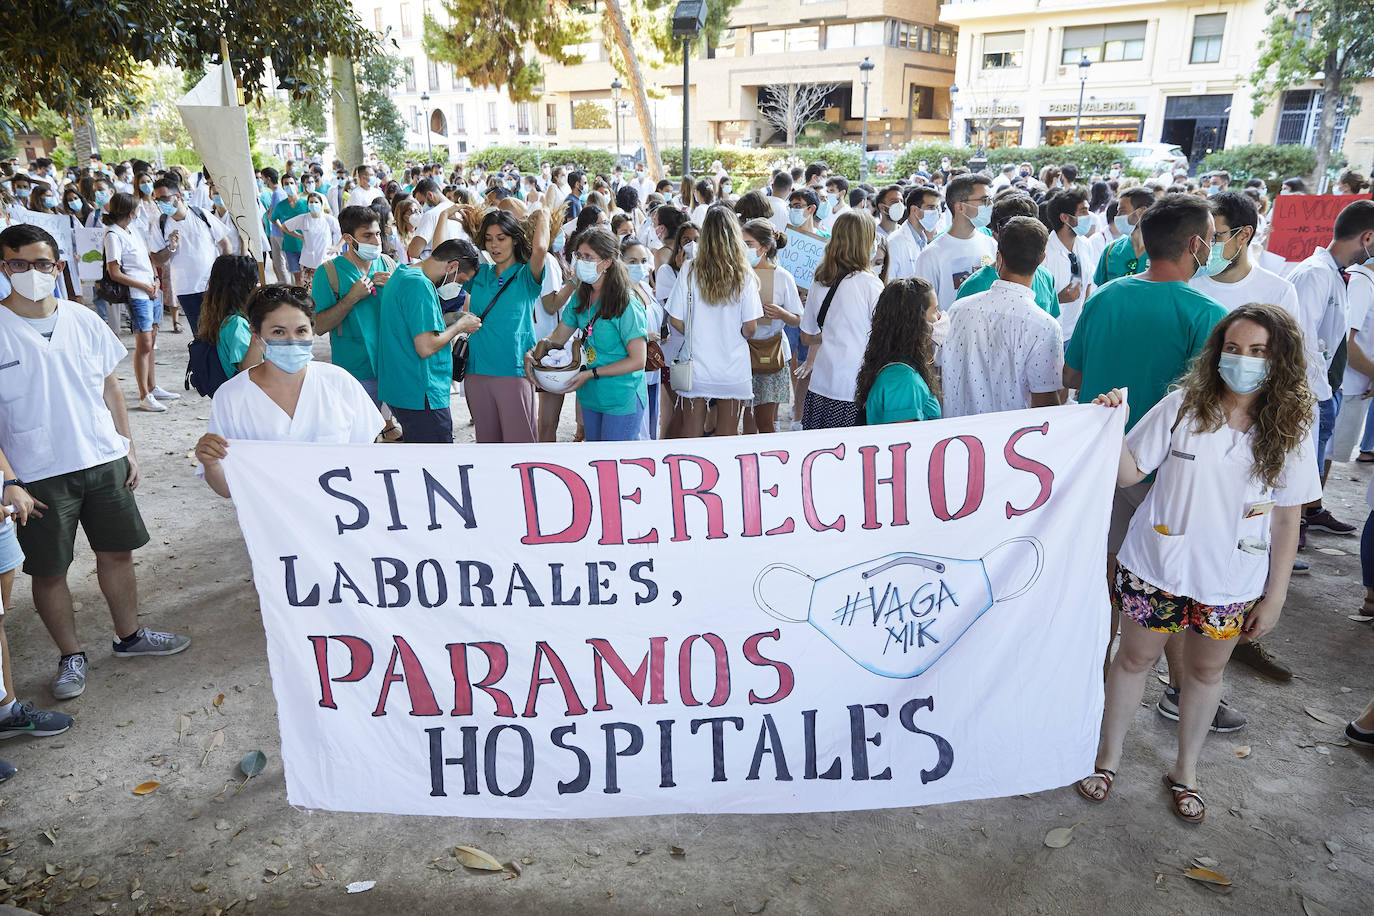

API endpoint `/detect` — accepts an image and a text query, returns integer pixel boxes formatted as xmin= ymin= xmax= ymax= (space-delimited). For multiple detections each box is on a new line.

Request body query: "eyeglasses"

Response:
xmin=154 ymin=195 xmax=177 ymax=204
xmin=3 ymin=258 xmax=60 ymax=274
xmin=1211 ymin=226 xmax=1243 ymax=244
xmin=574 ymin=253 xmax=602 ymax=263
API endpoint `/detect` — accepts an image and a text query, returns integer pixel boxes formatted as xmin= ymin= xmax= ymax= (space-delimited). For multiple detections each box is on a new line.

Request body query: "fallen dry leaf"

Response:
xmin=214 ymin=694 xmax=225 ymax=708
xmin=43 ymin=863 xmax=60 ymax=876
xmin=81 ymin=876 xmax=100 ymax=889
xmin=346 ymin=880 xmax=375 ymax=894
xmin=133 ymin=782 xmax=160 ymax=796
xmin=1233 ymin=745 xmax=1251 ymax=758
xmin=1183 ymin=867 xmax=1233 ymax=887
xmin=1043 ymin=821 xmax=1085 ymax=848
xmin=214 ymin=818 xmax=230 ymax=831
xmin=1347 ymin=614 xmax=1374 ymax=622
xmin=177 ymin=715 xmax=190 ymax=744
xmin=201 ymin=730 xmax=225 ymax=766
xmin=1304 ymin=707 xmax=1348 ymax=728
xmin=454 ymin=845 xmax=503 ymax=871
xmin=669 ymin=845 xmax=686 ymax=857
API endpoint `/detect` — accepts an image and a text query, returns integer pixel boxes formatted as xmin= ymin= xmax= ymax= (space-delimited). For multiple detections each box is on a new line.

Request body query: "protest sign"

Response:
xmin=1267 ymin=193 xmax=1371 ymax=262
xmin=221 ymin=403 xmax=1122 ymax=818
xmin=74 ymin=227 xmax=106 ymax=281
xmin=12 ymin=209 xmax=76 ymax=264
xmin=178 ymin=63 xmax=266 ymax=262
xmin=777 ymin=226 xmax=828 ymax=291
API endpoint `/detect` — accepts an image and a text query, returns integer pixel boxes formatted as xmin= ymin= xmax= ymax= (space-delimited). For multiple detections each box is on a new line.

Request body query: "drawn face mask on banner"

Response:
xmin=753 ymin=538 xmax=1043 ymax=678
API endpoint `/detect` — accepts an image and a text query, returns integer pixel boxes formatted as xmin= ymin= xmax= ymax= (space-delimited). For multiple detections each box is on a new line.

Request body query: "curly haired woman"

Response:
xmin=1080 ymin=303 xmax=1318 ymax=823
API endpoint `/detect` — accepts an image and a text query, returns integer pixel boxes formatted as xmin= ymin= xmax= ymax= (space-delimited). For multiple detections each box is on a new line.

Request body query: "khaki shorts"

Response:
xmin=1108 ymin=478 xmax=1153 ymax=555
xmin=15 ymin=458 xmax=149 ymax=577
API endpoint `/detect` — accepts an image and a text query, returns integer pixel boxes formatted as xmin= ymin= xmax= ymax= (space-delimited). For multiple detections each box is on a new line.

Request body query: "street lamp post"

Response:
xmin=672 ymin=1 xmax=707 ymax=182
xmin=859 ymin=57 xmax=874 ymax=183
xmin=948 ymin=84 xmax=959 ymax=146
xmin=1073 ymin=54 xmax=1091 ymax=144
xmin=611 ymin=78 xmax=623 ymax=170
xmin=420 ymin=91 xmax=433 ymax=159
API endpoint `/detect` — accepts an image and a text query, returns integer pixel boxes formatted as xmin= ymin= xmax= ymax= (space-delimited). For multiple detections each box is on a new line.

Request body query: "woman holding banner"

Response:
xmin=1080 ymin=303 xmax=1316 ymax=824
xmin=195 ymin=285 xmax=383 ymax=499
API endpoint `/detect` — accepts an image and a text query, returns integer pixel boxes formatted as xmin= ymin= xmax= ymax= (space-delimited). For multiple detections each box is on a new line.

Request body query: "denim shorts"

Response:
xmin=128 ymin=296 xmax=162 ymax=333
xmin=783 ymin=325 xmax=809 ymax=363
xmin=284 ymin=249 xmax=302 ymax=273
xmin=0 ymin=521 xmax=23 ymax=578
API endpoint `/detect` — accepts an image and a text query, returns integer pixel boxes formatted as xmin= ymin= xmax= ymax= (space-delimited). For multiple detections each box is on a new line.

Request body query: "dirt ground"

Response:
xmin=1 ymin=333 xmax=1372 ymax=916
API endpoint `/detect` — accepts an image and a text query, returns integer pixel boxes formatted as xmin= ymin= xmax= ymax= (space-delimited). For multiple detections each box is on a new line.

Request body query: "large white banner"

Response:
xmin=221 ymin=403 xmax=1123 ymax=818
xmin=178 ymin=64 xmax=265 ymax=262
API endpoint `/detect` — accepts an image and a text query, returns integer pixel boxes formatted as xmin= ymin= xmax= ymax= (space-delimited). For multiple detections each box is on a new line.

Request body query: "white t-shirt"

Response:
xmin=655 ymin=263 xmax=684 ymax=363
xmin=206 ymin=361 xmax=383 ymax=448
xmin=938 ymin=279 xmax=1064 ymax=418
xmin=1285 ymin=248 xmax=1348 ymax=401
xmin=346 ymin=186 xmax=384 ymax=208
xmin=1043 ymin=231 xmax=1094 ymax=339
xmin=690 ymin=203 xmax=710 ymax=225
xmin=532 ymin=255 xmax=565 ymax=341
xmin=768 ymin=195 xmax=790 ymax=233
xmin=1117 ymin=389 xmax=1321 ymax=605
xmin=1341 ymin=265 xmax=1374 ymax=393
xmin=913 ymin=230 xmax=997 ymax=312
xmin=217 ymin=208 xmax=244 ymax=255
xmin=750 ymin=266 xmax=803 ymax=361
xmin=1189 ymin=264 xmax=1298 ymax=314
xmin=411 ymin=203 xmax=455 ymax=262
xmin=283 ymin=213 xmax=341 ymax=270
xmin=819 ymin=203 xmax=849 ymax=234
xmin=102 ymin=222 xmax=155 ymax=289
xmin=799 ymin=271 xmax=884 ymax=402
xmin=0 ymin=300 xmax=129 ymax=482
xmin=665 ymin=264 xmax=764 ymax=400
xmin=886 ymin=221 xmax=926 ymax=281
xmin=149 ymin=207 xmax=229 ymax=295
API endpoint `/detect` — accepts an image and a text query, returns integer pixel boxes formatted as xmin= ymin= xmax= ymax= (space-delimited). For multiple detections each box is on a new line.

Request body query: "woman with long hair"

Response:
xmin=740 ymin=218 xmax=802 ymax=434
xmin=393 ymin=197 xmax=421 ymax=265
xmin=797 ymin=210 xmax=883 ymax=429
xmin=854 ymin=278 xmax=941 ymax=425
xmin=525 ymin=227 xmax=649 ymax=441
xmin=690 ymin=179 xmax=715 ymax=224
xmin=1079 ymin=303 xmax=1317 ymax=824
xmin=103 ymin=191 xmax=170 ymax=410
xmin=652 ymin=205 xmax=689 ymax=271
xmin=654 ymin=217 xmax=696 ymax=437
xmin=622 ymin=236 xmax=663 ymax=439
xmin=195 ymin=254 xmax=263 ymax=378
xmin=733 ymin=190 xmax=773 ymax=223
xmin=665 ymin=206 xmax=761 ymax=437
xmin=464 ymin=207 xmax=551 ymax=442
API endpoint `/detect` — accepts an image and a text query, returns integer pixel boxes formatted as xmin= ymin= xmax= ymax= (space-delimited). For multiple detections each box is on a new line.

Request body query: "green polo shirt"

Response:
xmin=466 ymin=260 xmax=543 ymax=378
xmin=864 ymin=363 xmax=942 ymax=425
xmin=956 ymin=264 xmax=1062 ymax=319
xmin=217 ymin=313 xmax=253 ymax=378
xmin=1065 ymin=277 xmax=1225 ymax=430
xmin=376 ymin=264 xmax=451 ymax=410
xmin=1093 ymin=234 xmax=1150 ymax=287
xmin=561 ymin=294 xmax=649 ymax=416
xmin=270 ymin=196 xmax=310 ymax=252
xmin=311 ymin=254 xmax=388 ymax=381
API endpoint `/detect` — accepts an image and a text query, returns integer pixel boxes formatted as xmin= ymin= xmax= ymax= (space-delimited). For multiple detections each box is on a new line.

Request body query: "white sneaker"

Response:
xmin=150 ymin=386 xmax=181 ymax=401
xmin=139 ymin=394 xmax=168 ymax=412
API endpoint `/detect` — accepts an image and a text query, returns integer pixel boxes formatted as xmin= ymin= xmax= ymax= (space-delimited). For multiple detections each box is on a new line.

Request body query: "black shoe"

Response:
xmin=1346 ymin=722 xmax=1374 ymax=749
xmin=1230 ymin=640 xmax=1293 ymax=681
xmin=1156 ymin=686 xmax=1247 ymax=733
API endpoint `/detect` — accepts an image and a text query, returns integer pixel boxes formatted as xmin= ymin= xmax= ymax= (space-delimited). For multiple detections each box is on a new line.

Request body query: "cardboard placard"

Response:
xmin=1267 ymin=193 xmax=1372 ymax=262
xmin=777 ymin=226 xmax=828 ymax=291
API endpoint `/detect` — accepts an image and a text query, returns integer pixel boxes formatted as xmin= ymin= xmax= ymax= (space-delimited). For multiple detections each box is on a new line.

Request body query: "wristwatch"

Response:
xmin=2 ymin=478 xmax=21 ymax=490
xmin=590 ymin=366 xmax=600 ymax=380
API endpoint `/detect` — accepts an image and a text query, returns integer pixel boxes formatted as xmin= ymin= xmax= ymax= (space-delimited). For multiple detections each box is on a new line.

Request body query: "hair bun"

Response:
xmin=773 ymin=229 xmax=787 ymax=250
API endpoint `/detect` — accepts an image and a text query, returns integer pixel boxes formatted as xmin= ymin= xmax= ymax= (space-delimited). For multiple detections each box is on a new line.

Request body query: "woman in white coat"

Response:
xmin=665 ymin=205 xmax=761 ymax=437
xmin=1079 ymin=303 xmax=1317 ymax=824
xmin=194 ymin=285 xmax=383 ymax=498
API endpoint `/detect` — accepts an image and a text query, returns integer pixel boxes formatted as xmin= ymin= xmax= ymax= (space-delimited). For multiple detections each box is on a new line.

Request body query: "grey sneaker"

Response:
xmin=0 ymin=700 xmax=75 ymax=739
xmin=52 ymin=654 xmax=88 ymax=700
xmin=112 ymin=627 xmax=190 ymax=658
xmin=0 ymin=757 xmax=15 ymax=783
xmin=1156 ymin=686 xmax=1246 ymax=733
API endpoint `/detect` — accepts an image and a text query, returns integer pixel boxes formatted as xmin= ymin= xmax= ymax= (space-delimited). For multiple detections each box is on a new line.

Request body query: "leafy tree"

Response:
xmin=356 ymin=52 xmax=407 ymax=164
xmin=289 ymin=97 xmax=328 ymax=158
xmin=573 ymin=101 xmax=612 ymax=130
xmin=0 ymin=0 xmax=378 ymax=121
xmin=423 ymin=0 xmax=588 ymax=102
xmin=1249 ymin=0 xmax=1374 ymax=185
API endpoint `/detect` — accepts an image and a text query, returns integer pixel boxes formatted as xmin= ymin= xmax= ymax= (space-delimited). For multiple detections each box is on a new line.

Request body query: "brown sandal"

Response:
xmin=1075 ymin=768 xmax=1114 ymax=803
xmin=1162 ymin=773 xmax=1205 ymax=824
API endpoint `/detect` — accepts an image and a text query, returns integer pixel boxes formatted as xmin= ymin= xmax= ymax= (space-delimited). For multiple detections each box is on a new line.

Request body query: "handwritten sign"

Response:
xmin=74 ymin=227 xmax=107 ymax=281
xmin=220 ymin=403 xmax=1123 ymax=818
xmin=1267 ymin=193 xmax=1372 ymax=262
xmin=778 ymin=226 xmax=829 ymax=292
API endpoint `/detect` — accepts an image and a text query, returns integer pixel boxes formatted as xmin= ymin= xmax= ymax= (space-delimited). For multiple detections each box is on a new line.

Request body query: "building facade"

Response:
xmin=940 ymin=0 xmax=1372 ymax=173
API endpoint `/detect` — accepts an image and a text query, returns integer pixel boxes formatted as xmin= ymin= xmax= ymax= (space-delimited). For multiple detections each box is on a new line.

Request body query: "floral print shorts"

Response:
xmin=1113 ymin=566 xmax=1255 ymax=640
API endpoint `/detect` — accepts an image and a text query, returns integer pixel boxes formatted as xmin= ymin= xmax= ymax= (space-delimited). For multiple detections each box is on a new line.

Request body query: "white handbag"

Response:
xmin=669 ymin=269 xmax=695 ymax=393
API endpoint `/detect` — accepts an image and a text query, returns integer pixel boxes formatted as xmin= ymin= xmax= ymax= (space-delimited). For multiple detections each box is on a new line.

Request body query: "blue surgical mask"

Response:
xmin=309 ymin=202 xmax=323 ymax=215
xmin=1218 ymin=353 xmax=1267 ymax=394
xmin=139 ymin=182 xmax=153 ymax=195
xmin=575 ymin=259 xmax=602 ymax=284
xmin=627 ymin=263 xmax=652 ymax=282
xmin=1113 ymin=214 xmax=1133 ymax=235
xmin=95 ymin=190 xmax=111 ymax=206
xmin=787 ymin=208 xmax=807 ymax=227
xmin=551 ymin=233 xmax=566 ymax=253
xmin=304 ymin=182 xmax=316 ymax=192
xmin=1206 ymin=185 xmax=1219 ymax=196
xmin=353 ymin=240 xmax=382 ymax=261
xmin=262 ymin=339 xmax=313 ymax=374
xmin=919 ymin=209 xmax=942 ymax=232
xmin=156 ymin=200 xmax=177 ymax=216
xmin=44 ymin=195 xmax=58 ymax=209
xmin=213 ymin=194 xmax=224 ymax=208
xmin=746 ymin=249 xmax=762 ymax=267
xmin=969 ymin=204 xmax=992 ymax=231
xmin=1071 ymin=213 xmax=1092 ymax=236
xmin=816 ymin=200 xmax=832 ymax=220
xmin=1195 ymin=238 xmax=1232 ymax=278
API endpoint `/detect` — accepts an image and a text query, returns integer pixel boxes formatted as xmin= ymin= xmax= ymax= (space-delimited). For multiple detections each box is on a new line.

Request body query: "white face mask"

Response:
xmin=928 ymin=310 xmax=950 ymax=348
xmin=918 ymin=209 xmax=941 ymax=232
xmin=888 ymin=202 xmax=906 ymax=223
xmin=9 ymin=269 xmax=57 ymax=301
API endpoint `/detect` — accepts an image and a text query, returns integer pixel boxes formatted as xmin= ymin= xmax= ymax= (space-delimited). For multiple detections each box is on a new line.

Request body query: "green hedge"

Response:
xmin=660 ymin=141 xmax=866 ymax=184
xmin=1200 ymin=144 xmax=1347 ymax=196
xmin=467 ymin=146 xmax=617 ymax=176
xmin=893 ymin=142 xmax=1131 ymax=180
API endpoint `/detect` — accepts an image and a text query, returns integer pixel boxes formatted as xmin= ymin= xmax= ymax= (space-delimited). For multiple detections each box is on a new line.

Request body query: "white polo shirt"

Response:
xmin=1043 ymin=230 xmax=1094 ymax=339
xmin=937 ymin=279 xmax=1064 ymax=418
xmin=1285 ymin=247 xmax=1348 ymax=402
xmin=1118 ymin=389 xmax=1321 ymax=605
xmin=102 ymin=222 xmax=155 ymax=289
xmin=0 ymin=300 xmax=129 ymax=482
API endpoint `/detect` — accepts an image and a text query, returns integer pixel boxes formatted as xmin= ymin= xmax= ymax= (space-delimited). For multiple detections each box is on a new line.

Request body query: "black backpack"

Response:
xmin=185 ymin=336 xmax=230 ymax=397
